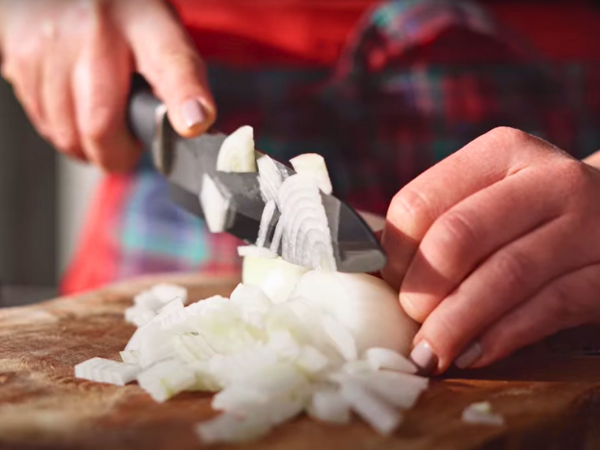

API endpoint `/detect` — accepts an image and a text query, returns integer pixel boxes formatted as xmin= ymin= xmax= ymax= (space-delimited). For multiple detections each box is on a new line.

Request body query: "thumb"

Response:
xmin=118 ymin=0 xmax=216 ymax=138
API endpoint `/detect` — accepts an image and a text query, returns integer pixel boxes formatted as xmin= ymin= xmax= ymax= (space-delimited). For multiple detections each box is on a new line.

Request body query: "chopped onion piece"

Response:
xmin=237 ymin=245 xmax=276 ymax=259
xmin=172 ymin=333 xmax=217 ymax=362
xmin=307 ymin=389 xmax=350 ymax=425
xmin=137 ymin=359 xmax=196 ymax=402
xmin=269 ymin=217 xmax=284 ymax=254
xmin=120 ymin=350 xmax=139 ymax=365
xmin=216 ymin=125 xmax=257 ymax=173
xmin=124 ymin=306 xmax=155 ymax=327
xmin=133 ymin=291 xmax=164 ymax=311
xmin=341 ymin=360 xmax=372 ymax=376
xmin=200 ymin=173 xmax=231 ymax=233
xmin=257 ymin=155 xmax=284 ymax=203
xmin=296 ymin=346 xmax=329 ymax=374
xmin=242 ymin=255 xmax=309 ymax=304
xmin=74 ymin=357 xmax=139 ymax=386
xmin=196 ymin=412 xmax=273 ymax=445
xmin=151 ymin=284 xmax=188 ymax=305
xmin=212 ymin=386 xmax=268 ymax=413
xmin=340 ymin=380 xmax=402 ymax=435
xmin=256 ymin=199 xmax=277 ymax=248
xmin=268 ymin=329 xmax=301 ymax=360
xmin=347 ymin=371 xmax=428 ymax=410
xmin=462 ymin=402 xmax=505 ymax=426
xmin=321 ymin=315 xmax=357 ymax=361
xmin=289 ymin=153 xmax=333 ymax=195
xmin=365 ymin=348 xmax=417 ymax=374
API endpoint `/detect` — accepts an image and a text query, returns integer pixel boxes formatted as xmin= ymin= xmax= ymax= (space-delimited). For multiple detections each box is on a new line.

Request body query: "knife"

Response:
xmin=126 ymin=76 xmax=386 ymax=273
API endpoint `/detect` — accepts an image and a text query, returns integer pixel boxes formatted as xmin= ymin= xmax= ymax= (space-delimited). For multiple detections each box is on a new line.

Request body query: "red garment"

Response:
xmin=171 ymin=0 xmax=600 ymax=65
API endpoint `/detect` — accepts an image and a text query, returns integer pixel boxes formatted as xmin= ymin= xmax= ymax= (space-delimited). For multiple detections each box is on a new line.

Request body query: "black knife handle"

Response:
xmin=127 ymin=74 xmax=164 ymax=152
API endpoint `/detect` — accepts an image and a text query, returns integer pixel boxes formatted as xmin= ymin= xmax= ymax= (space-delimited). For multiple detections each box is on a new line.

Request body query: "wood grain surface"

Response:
xmin=0 ymin=273 xmax=599 ymax=450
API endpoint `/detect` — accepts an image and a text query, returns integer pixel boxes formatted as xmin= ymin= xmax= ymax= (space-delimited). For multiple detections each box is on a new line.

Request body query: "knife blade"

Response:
xmin=127 ymin=76 xmax=386 ymax=273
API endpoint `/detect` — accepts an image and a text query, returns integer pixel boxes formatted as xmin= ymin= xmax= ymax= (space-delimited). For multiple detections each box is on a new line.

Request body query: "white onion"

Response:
xmin=278 ymin=174 xmax=336 ymax=270
xmin=342 ymin=371 xmax=428 ymax=410
xmin=196 ymin=412 xmax=273 ymax=445
xmin=242 ymin=254 xmax=309 ymax=304
xmin=257 ymin=155 xmax=284 ymax=203
xmin=74 ymin=357 xmax=139 ymax=386
xmin=237 ymin=245 xmax=276 ymax=259
xmin=292 ymin=271 xmax=418 ymax=356
xmin=321 ymin=314 xmax=358 ymax=361
xmin=307 ymin=389 xmax=350 ymax=425
xmin=137 ymin=359 xmax=196 ymax=403
xmin=339 ymin=380 xmax=402 ymax=435
xmin=256 ymin=199 xmax=277 ymax=248
xmin=216 ymin=125 xmax=257 ymax=173
xmin=119 ymin=350 xmax=139 ymax=365
xmin=289 ymin=153 xmax=333 ymax=195
xmin=365 ymin=348 xmax=417 ymax=374
xmin=462 ymin=402 xmax=505 ymax=426
xmin=200 ymin=174 xmax=231 ymax=233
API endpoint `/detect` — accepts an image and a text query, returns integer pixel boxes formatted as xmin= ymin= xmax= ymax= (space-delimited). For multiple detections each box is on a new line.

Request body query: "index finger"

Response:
xmin=117 ymin=0 xmax=216 ymax=137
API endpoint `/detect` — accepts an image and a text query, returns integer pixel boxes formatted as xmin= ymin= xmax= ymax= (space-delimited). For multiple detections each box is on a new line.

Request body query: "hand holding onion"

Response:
xmin=382 ymin=127 xmax=600 ymax=374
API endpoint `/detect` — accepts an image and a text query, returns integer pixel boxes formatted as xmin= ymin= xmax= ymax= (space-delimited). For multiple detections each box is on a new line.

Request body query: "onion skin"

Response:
xmin=291 ymin=271 xmax=418 ymax=357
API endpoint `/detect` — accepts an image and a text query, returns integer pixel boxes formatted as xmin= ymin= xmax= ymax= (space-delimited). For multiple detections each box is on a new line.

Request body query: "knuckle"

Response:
xmin=486 ymin=126 xmax=532 ymax=146
xmin=389 ymin=188 xmax=434 ymax=227
xmin=492 ymin=250 xmax=531 ymax=292
xmin=79 ymin=105 xmax=117 ymax=145
xmin=435 ymin=209 xmax=478 ymax=250
xmin=399 ymin=292 xmax=428 ymax=323
xmin=53 ymin=128 xmax=80 ymax=154
xmin=144 ymin=46 xmax=200 ymax=83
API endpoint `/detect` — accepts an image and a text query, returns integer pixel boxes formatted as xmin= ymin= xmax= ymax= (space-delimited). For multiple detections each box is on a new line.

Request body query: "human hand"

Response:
xmin=0 ymin=0 xmax=215 ymax=171
xmin=381 ymin=127 xmax=600 ymax=374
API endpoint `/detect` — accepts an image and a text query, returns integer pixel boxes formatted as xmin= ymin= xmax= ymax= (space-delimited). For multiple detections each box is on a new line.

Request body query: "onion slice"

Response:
xmin=307 ymin=389 xmax=350 ymax=425
xmin=216 ymin=125 xmax=257 ymax=173
xmin=278 ymin=174 xmax=336 ymax=270
xmin=256 ymin=200 xmax=277 ymax=248
xmin=289 ymin=153 xmax=333 ymax=195
xmin=200 ymin=174 xmax=231 ymax=233
xmin=257 ymin=155 xmax=284 ymax=203
xmin=340 ymin=380 xmax=402 ymax=435
xmin=365 ymin=348 xmax=417 ymax=374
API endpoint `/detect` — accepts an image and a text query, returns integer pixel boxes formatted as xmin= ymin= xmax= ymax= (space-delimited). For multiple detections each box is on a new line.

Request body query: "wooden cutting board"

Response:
xmin=0 ymin=273 xmax=600 ymax=450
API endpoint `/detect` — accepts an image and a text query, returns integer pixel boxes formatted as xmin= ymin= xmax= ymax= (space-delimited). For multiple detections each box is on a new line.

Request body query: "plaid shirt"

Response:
xmin=61 ymin=0 xmax=600 ymax=294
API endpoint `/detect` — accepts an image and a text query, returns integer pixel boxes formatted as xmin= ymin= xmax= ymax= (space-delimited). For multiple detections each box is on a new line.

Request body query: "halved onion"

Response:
xmin=291 ymin=271 xmax=418 ymax=356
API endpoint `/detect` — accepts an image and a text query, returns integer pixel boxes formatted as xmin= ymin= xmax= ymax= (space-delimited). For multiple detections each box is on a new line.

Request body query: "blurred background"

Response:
xmin=0 ymin=79 xmax=100 ymax=306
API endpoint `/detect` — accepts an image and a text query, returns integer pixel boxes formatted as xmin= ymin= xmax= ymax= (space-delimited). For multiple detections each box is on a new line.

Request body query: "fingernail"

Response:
xmin=455 ymin=341 xmax=482 ymax=369
xmin=410 ymin=341 xmax=438 ymax=374
xmin=180 ymin=99 xmax=206 ymax=129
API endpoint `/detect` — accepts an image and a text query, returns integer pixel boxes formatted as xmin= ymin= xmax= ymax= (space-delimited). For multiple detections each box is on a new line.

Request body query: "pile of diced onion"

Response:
xmin=76 ymin=271 xmax=428 ymax=445
xmin=74 ymin=126 xmax=431 ymax=444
